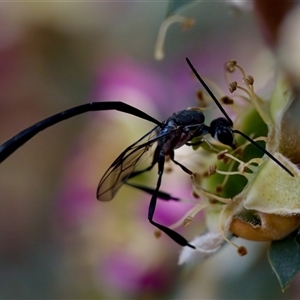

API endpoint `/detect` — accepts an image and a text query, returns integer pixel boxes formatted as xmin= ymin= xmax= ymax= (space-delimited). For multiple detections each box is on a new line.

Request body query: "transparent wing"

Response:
xmin=97 ymin=126 xmax=162 ymax=202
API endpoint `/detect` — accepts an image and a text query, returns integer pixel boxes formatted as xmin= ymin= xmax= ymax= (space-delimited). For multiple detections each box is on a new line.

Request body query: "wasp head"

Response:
xmin=210 ymin=117 xmax=236 ymax=149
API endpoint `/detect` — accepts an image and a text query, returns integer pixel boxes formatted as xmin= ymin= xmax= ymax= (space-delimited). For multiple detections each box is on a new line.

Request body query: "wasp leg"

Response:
xmin=169 ymin=150 xmax=193 ymax=175
xmin=125 ymin=181 xmax=180 ymax=201
xmin=0 ymin=101 xmax=161 ymax=163
xmin=126 ymin=164 xmax=154 ymax=180
xmin=148 ymin=150 xmax=195 ymax=249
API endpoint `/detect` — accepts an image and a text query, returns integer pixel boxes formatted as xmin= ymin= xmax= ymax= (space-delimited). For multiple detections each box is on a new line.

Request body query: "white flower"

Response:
xmin=178 ymin=232 xmax=225 ymax=265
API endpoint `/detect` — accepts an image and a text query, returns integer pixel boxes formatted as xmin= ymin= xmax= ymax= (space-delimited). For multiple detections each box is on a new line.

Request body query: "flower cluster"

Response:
xmin=175 ymin=60 xmax=300 ymax=270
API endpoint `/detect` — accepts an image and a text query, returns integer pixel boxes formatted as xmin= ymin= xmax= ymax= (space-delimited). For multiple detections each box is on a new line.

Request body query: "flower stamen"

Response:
xmin=224 ymin=60 xmax=271 ymax=124
xmin=218 ymin=205 xmax=248 ymax=256
xmin=154 ymin=15 xmax=195 ymax=60
xmin=192 ymin=182 xmax=232 ymax=204
xmin=216 ymin=152 xmax=263 ymax=177
xmin=168 ymin=202 xmax=209 ymax=230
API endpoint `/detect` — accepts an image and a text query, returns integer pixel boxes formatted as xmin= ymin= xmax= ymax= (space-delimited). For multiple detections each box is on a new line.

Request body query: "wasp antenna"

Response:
xmin=233 ymin=129 xmax=294 ymax=177
xmin=186 ymin=57 xmax=233 ymax=126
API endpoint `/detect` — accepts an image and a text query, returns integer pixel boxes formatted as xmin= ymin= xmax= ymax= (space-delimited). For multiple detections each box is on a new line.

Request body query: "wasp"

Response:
xmin=0 ymin=58 xmax=292 ymax=250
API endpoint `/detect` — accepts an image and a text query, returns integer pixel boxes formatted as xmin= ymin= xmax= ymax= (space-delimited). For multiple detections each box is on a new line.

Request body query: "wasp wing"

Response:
xmin=97 ymin=126 xmax=161 ymax=201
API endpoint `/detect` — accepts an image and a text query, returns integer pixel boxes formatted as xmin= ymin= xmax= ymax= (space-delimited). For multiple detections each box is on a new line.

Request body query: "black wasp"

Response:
xmin=0 ymin=58 xmax=293 ymax=250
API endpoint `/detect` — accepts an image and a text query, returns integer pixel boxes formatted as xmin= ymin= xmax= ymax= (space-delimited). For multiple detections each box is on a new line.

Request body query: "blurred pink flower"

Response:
xmin=98 ymin=250 xmax=174 ymax=297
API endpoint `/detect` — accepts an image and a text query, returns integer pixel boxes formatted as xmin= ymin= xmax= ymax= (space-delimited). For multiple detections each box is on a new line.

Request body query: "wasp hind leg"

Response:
xmin=125 ymin=181 xmax=181 ymax=201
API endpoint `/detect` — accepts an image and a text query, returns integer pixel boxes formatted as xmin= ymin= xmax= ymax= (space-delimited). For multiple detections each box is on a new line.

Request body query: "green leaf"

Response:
xmin=268 ymin=230 xmax=300 ymax=291
xmin=166 ymin=0 xmax=196 ymax=16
